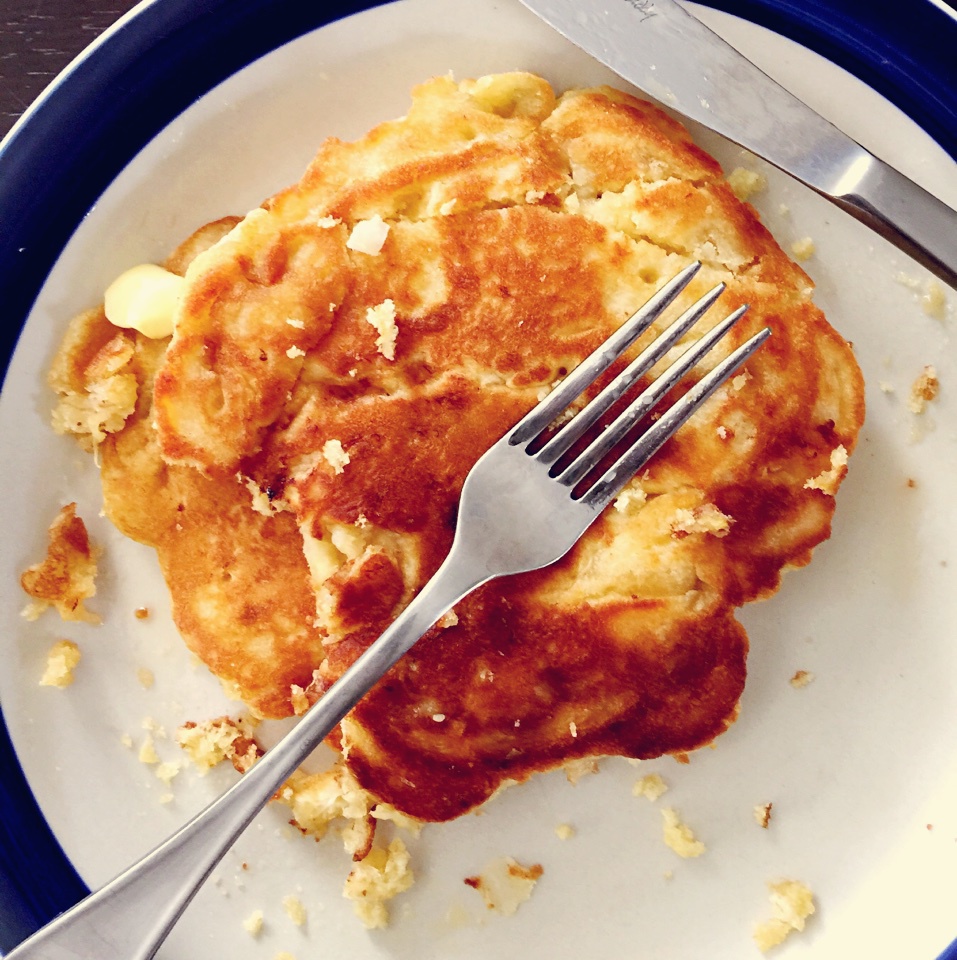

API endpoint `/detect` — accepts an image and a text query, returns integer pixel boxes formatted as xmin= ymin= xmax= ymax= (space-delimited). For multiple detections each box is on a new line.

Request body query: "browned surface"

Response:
xmin=51 ymin=73 xmax=865 ymax=821
xmin=20 ymin=502 xmax=100 ymax=623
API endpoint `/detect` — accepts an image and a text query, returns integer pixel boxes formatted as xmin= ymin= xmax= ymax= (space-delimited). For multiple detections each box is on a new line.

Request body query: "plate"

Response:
xmin=1 ymin=1 xmax=956 ymax=957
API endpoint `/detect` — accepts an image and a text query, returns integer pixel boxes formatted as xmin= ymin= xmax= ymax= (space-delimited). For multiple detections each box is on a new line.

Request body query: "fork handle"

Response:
xmin=7 ymin=548 xmax=487 ymax=960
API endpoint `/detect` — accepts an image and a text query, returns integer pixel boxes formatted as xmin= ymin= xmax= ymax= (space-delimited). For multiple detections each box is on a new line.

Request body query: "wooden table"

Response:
xmin=0 ymin=0 xmax=140 ymax=138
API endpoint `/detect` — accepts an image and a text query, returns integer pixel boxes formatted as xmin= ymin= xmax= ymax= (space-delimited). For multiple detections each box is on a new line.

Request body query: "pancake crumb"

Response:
xmin=564 ymin=757 xmax=600 ymax=784
xmin=753 ymin=879 xmax=815 ymax=952
xmin=727 ymin=167 xmax=766 ymax=201
xmin=613 ymin=482 xmax=647 ymax=513
xmin=277 ymin=761 xmax=378 ymax=859
xmin=908 ymin=365 xmax=939 ymax=413
xmin=343 ymin=838 xmax=414 ymax=929
xmin=321 ymin=438 xmax=351 ymax=474
xmin=754 ymin=802 xmax=773 ymax=828
xmin=282 ymin=895 xmax=307 ymax=926
xmin=922 ymin=280 xmax=947 ymax=319
xmin=789 ymin=670 xmax=814 ymax=689
xmin=138 ymin=736 xmax=160 ymax=764
xmin=290 ymin=683 xmax=310 ymax=716
xmin=555 ymin=823 xmax=575 ymax=840
xmin=437 ymin=608 xmax=459 ymax=628
xmin=21 ymin=503 xmax=100 ymax=624
xmin=242 ymin=909 xmax=264 ymax=936
xmin=661 ymin=807 xmax=706 ymax=858
xmin=671 ymin=504 xmax=733 ymax=538
xmin=803 ymin=445 xmax=848 ymax=495
xmin=633 ymin=773 xmax=668 ymax=802
xmin=155 ymin=760 xmax=181 ymax=785
xmin=39 ymin=639 xmax=81 ymax=687
xmin=790 ymin=237 xmax=815 ymax=261
xmin=176 ymin=716 xmax=262 ymax=774
xmin=464 ymin=856 xmax=543 ymax=916
xmin=240 ymin=475 xmax=281 ymax=516
xmin=48 ymin=312 xmax=138 ymax=446
xmin=365 ymin=299 xmax=398 ymax=360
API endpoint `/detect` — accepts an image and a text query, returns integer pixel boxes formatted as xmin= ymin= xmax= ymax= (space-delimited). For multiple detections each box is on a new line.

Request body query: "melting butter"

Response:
xmin=104 ymin=264 xmax=184 ymax=339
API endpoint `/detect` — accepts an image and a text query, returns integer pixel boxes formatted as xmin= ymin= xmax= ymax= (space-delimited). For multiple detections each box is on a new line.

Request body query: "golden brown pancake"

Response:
xmin=51 ymin=72 xmax=864 ymax=822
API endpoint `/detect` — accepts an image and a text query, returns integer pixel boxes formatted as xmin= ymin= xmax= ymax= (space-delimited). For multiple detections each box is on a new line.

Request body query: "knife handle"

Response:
xmin=834 ymin=152 xmax=957 ymax=290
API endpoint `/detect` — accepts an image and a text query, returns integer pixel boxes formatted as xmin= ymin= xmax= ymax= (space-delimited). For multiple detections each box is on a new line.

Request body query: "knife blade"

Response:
xmin=519 ymin=0 xmax=957 ymax=289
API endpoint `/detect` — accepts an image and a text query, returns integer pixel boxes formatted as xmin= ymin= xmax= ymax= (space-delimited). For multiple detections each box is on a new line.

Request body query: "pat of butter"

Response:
xmin=346 ymin=216 xmax=390 ymax=255
xmin=104 ymin=264 xmax=184 ymax=339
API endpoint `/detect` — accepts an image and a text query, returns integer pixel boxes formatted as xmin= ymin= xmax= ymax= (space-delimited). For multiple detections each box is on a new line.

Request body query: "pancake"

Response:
xmin=50 ymin=72 xmax=864 ymax=822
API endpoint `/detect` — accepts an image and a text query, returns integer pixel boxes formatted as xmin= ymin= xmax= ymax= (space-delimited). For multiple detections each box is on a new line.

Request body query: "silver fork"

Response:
xmin=8 ymin=260 xmax=769 ymax=960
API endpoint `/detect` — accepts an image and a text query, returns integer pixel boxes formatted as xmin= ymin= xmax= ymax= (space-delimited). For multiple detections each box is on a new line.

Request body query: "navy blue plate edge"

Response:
xmin=702 ymin=0 xmax=957 ymax=163
xmin=0 ymin=0 xmax=954 ymax=954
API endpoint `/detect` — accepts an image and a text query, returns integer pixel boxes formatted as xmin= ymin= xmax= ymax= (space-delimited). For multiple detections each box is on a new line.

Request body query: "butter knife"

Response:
xmin=519 ymin=0 xmax=957 ymax=289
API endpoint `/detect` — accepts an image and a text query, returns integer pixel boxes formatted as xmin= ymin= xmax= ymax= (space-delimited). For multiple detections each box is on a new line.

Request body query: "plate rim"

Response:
xmin=0 ymin=0 xmax=955 ymax=951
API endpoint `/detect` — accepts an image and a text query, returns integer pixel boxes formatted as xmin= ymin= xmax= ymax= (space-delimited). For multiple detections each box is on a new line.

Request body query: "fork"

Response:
xmin=8 ymin=260 xmax=769 ymax=960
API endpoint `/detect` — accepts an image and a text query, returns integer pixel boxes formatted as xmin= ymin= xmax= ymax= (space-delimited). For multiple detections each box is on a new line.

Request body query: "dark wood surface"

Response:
xmin=0 ymin=0 xmax=141 ymax=138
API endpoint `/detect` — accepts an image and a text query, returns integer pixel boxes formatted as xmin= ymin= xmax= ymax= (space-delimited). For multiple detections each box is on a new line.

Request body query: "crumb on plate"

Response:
xmin=242 ymin=909 xmax=264 ymax=936
xmin=282 ymin=895 xmax=307 ymax=927
xmin=21 ymin=503 xmax=100 ymax=624
xmin=790 ymin=237 xmax=815 ymax=261
xmin=753 ymin=879 xmax=815 ymax=952
xmin=464 ymin=856 xmax=543 ymax=916
xmin=39 ymin=639 xmax=81 ymax=687
xmin=754 ymin=802 xmax=773 ymax=828
xmin=789 ymin=670 xmax=814 ymax=689
xmin=633 ymin=773 xmax=669 ymax=801
xmin=727 ymin=167 xmax=767 ymax=201
xmin=176 ymin=716 xmax=263 ymax=774
xmin=343 ymin=838 xmax=414 ymax=929
xmin=661 ymin=807 xmax=706 ymax=858
xmin=908 ymin=365 xmax=939 ymax=414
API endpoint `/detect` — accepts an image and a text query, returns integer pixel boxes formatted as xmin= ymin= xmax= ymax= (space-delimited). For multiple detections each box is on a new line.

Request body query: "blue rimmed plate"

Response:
xmin=1 ymin=1 xmax=955 ymax=957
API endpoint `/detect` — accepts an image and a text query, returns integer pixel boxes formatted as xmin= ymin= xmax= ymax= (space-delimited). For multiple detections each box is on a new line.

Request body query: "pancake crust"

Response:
xmin=53 ymin=73 xmax=864 ymax=822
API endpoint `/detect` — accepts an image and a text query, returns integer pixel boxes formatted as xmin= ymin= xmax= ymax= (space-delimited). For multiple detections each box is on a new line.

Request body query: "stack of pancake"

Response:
xmin=49 ymin=72 xmax=864 ymax=821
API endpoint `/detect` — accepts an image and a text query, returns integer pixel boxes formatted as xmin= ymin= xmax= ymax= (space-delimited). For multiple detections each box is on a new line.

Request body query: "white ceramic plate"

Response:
xmin=0 ymin=1 xmax=955 ymax=957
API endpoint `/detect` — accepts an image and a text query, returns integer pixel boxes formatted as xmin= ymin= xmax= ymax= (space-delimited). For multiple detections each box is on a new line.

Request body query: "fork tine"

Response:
xmin=556 ymin=303 xmax=749 ymax=489
xmin=579 ymin=325 xmax=772 ymax=509
xmin=508 ymin=260 xmax=702 ymax=446
xmin=534 ymin=281 xmax=729 ymax=468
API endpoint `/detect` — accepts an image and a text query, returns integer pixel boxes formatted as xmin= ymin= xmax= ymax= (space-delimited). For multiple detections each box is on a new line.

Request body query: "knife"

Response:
xmin=519 ymin=0 xmax=957 ymax=289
